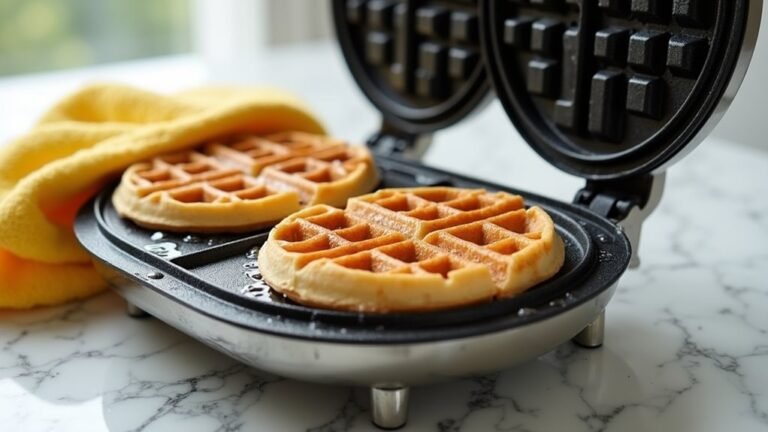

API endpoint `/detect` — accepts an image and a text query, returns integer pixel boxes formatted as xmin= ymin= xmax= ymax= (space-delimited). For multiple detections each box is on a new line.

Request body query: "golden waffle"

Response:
xmin=112 ymin=132 xmax=379 ymax=232
xmin=258 ymin=187 xmax=565 ymax=312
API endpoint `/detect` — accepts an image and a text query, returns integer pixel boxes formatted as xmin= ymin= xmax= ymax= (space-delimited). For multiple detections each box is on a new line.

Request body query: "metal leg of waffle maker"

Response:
xmin=572 ymin=310 xmax=606 ymax=348
xmin=125 ymin=301 xmax=150 ymax=318
xmin=370 ymin=385 xmax=410 ymax=429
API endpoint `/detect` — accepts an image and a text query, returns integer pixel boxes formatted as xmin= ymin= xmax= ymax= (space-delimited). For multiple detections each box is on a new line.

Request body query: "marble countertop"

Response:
xmin=1 ymin=42 xmax=767 ymax=432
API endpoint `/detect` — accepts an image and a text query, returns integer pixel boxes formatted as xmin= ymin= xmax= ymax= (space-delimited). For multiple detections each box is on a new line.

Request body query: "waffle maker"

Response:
xmin=74 ymin=0 xmax=762 ymax=428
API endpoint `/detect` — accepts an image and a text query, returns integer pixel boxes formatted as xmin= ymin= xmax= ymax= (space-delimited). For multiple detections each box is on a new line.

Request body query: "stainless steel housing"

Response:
xmin=95 ymin=260 xmax=616 ymax=387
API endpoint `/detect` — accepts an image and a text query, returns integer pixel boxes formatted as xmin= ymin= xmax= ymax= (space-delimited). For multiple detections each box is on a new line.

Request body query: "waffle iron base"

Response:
xmin=75 ymin=155 xmax=629 ymax=387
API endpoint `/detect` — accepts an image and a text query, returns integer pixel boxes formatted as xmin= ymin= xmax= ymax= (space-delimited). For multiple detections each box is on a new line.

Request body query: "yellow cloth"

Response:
xmin=0 ymin=83 xmax=325 ymax=309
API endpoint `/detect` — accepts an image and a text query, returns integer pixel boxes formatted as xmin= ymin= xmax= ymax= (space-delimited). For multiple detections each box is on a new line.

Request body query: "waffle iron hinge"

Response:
xmin=366 ymin=122 xmax=433 ymax=160
xmin=574 ymin=172 xmax=666 ymax=269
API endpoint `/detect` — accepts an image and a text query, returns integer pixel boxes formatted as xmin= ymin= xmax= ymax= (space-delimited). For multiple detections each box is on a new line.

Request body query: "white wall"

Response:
xmin=698 ymin=2 xmax=767 ymax=150
xmin=193 ymin=0 xmax=332 ymax=80
xmin=267 ymin=0 xmax=332 ymax=46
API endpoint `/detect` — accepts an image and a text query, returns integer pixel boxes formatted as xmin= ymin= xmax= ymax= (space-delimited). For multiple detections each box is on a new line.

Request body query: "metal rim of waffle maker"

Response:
xmin=73 ymin=0 xmax=762 ymax=429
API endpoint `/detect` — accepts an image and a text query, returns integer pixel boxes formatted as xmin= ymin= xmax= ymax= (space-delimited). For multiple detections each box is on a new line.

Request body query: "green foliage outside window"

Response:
xmin=0 ymin=0 xmax=191 ymax=76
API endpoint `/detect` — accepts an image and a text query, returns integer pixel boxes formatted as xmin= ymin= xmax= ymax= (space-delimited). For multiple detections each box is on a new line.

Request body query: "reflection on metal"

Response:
xmin=126 ymin=301 xmax=150 ymax=318
xmin=371 ymin=386 xmax=410 ymax=429
xmin=620 ymin=173 xmax=666 ymax=268
xmin=573 ymin=310 xmax=605 ymax=348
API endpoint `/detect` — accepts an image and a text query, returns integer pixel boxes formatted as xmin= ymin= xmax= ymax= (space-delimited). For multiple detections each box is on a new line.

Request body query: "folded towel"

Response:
xmin=0 ymin=83 xmax=325 ymax=309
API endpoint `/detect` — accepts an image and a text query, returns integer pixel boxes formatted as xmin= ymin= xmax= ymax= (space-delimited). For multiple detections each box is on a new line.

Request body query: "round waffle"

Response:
xmin=258 ymin=187 xmax=565 ymax=312
xmin=112 ymin=132 xmax=379 ymax=232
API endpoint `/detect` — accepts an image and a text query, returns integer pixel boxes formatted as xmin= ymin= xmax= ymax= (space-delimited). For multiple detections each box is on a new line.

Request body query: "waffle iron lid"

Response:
xmin=333 ymin=0 xmax=761 ymax=179
xmin=332 ymin=0 xmax=491 ymax=133
xmin=481 ymin=0 xmax=762 ymax=180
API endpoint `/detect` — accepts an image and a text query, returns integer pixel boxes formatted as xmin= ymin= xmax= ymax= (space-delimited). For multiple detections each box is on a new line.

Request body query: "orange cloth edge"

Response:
xmin=0 ymin=250 xmax=106 ymax=309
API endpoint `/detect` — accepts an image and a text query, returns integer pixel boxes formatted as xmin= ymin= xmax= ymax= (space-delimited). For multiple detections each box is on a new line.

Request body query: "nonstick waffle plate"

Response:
xmin=333 ymin=0 xmax=491 ymax=132
xmin=75 ymin=156 xmax=631 ymax=344
xmin=481 ymin=0 xmax=758 ymax=178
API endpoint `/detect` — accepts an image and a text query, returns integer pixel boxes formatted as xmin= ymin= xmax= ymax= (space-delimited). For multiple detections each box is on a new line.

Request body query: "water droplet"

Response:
xmin=308 ymin=322 xmax=318 ymax=331
xmin=339 ymin=328 xmax=348 ymax=334
xmin=517 ymin=307 xmax=537 ymax=317
xmin=146 ymin=272 xmax=164 ymax=280
xmin=564 ymin=292 xmax=575 ymax=300
xmin=578 ymin=220 xmax=587 ymax=226
xmin=150 ymin=232 xmax=165 ymax=241
xmin=256 ymin=291 xmax=276 ymax=302
xmin=598 ymin=250 xmax=614 ymax=263
xmin=243 ymin=261 xmax=258 ymax=269
xmin=183 ymin=235 xmax=202 ymax=244
xmin=246 ymin=247 xmax=260 ymax=259
xmin=207 ymin=238 xmax=220 ymax=246
xmin=549 ymin=299 xmax=566 ymax=308
xmin=241 ymin=284 xmax=266 ymax=294
xmin=144 ymin=242 xmax=181 ymax=259
xmin=415 ymin=174 xmax=437 ymax=185
xmin=266 ymin=318 xmax=273 ymax=324
xmin=596 ymin=234 xmax=609 ymax=243
xmin=246 ymin=270 xmax=263 ymax=280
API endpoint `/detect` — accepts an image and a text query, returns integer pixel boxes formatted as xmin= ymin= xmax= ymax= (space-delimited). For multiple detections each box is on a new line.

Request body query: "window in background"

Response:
xmin=0 ymin=0 xmax=191 ymax=77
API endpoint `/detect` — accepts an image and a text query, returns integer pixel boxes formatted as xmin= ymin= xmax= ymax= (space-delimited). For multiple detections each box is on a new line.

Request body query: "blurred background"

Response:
xmin=0 ymin=0 xmax=766 ymax=153
xmin=0 ymin=0 xmax=333 ymax=75
xmin=0 ymin=0 xmax=193 ymax=76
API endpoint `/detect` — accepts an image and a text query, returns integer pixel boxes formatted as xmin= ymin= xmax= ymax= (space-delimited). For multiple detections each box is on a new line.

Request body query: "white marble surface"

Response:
xmin=1 ymin=42 xmax=768 ymax=431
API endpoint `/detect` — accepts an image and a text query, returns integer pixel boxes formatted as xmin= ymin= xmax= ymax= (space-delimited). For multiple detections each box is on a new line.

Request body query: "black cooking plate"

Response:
xmin=75 ymin=156 xmax=631 ymax=344
xmin=481 ymin=0 xmax=751 ymax=178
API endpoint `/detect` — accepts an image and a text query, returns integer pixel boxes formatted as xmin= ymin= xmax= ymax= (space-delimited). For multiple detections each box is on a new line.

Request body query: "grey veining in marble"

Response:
xmin=1 ymin=42 xmax=768 ymax=432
